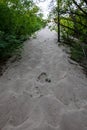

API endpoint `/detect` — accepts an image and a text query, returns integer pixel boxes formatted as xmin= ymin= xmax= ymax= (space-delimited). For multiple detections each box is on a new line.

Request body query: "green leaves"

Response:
xmin=49 ymin=0 xmax=87 ymax=65
xmin=0 ymin=0 xmax=46 ymax=59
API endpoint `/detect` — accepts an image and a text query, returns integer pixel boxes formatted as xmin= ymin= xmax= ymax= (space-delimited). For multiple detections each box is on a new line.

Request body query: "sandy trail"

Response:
xmin=0 ymin=27 xmax=87 ymax=130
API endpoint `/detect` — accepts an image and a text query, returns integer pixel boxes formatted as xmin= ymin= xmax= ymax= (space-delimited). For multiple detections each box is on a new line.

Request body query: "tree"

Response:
xmin=0 ymin=0 xmax=46 ymax=59
xmin=49 ymin=0 xmax=87 ymax=65
xmin=57 ymin=0 xmax=60 ymax=42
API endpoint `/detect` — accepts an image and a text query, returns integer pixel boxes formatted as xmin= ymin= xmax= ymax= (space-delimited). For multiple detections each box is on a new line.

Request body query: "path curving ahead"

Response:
xmin=0 ymin=27 xmax=87 ymax=130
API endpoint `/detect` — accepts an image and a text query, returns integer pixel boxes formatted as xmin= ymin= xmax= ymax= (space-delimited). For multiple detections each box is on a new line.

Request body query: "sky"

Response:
xmin=36 ymin=0 xmax=81 ymax=18
xmin=36 ymin=0 xmax=52 ymax=18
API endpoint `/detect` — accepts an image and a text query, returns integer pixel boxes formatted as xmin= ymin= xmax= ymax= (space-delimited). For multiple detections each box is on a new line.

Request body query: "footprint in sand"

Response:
xmin=37 ymin=72 xmax=51 ymax=83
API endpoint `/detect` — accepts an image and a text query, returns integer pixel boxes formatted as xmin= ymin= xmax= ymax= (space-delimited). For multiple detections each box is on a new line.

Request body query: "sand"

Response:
xmin=0 ymin=27 xmax=87 ymax=130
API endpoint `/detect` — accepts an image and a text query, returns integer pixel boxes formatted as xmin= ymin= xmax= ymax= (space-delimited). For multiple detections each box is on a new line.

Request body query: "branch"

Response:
xmin=60 ymin=24 xmax=75 ymax=32
xmin=61 ymin=17 xmax=87 ymax=28
xmin=72 ymin=0 xmax=87 ymax=16
xmin=83 ymin=0 xmax=87 ymax=5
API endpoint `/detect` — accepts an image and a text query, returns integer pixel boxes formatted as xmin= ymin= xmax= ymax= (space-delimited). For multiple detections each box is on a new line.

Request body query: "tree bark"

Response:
xmin=58 ymin=0 xmax=60 ymax=42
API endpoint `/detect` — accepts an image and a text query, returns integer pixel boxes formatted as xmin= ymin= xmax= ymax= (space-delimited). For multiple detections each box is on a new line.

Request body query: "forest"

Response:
xmin=0 ymin=0 xmax=46 ymax=61
xmin=49 ymin=0 xmax=87 ymax=69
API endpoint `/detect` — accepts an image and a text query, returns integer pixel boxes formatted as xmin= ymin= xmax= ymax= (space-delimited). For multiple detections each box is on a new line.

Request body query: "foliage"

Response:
xmin=0 ymin=0 xmax=46 ymax=59
xmin=49 ymin=0 xmax=87 ymax=66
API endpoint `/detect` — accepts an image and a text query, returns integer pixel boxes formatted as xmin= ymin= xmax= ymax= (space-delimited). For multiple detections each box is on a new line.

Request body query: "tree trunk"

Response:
xmin=58 ymin=0 xmax=60 ymax=42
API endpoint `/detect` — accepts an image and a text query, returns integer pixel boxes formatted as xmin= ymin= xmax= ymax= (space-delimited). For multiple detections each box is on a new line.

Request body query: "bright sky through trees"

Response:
xmin=37 ymin=0 xmax=52 ymax=18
